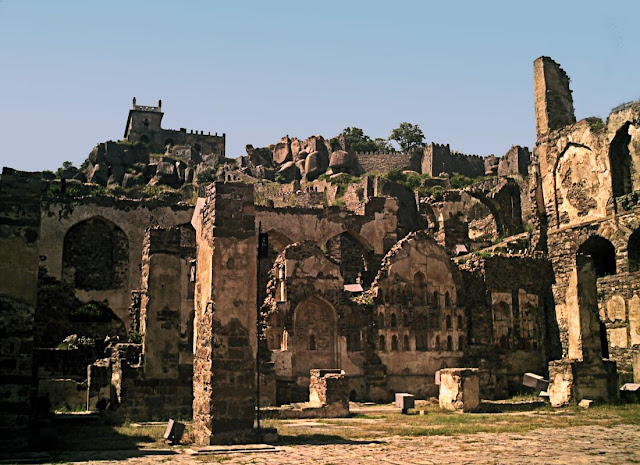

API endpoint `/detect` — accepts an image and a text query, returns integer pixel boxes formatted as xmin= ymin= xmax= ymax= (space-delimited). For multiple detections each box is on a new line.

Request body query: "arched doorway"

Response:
xmin=576 ymin=235 xmax=616 ymax=278
xmin=574 ymin=236 xmax=614 ymax=361
xmin=292 ymin=296 xmax=338 ymax=379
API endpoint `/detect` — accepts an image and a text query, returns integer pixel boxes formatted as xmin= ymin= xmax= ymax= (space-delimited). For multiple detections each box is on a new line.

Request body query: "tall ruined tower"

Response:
xmin=192 ymin=183 xmax=257 ymax=444
xmin=533 ymin=57 xmax=576 ymax=137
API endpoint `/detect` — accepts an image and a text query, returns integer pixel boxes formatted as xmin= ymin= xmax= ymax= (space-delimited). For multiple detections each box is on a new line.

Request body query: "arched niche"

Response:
xmin=292 ymin=295 xmax=338 ymax=377
xmin=412 ymin=272 xmax=426 ymax=305
xmin=62 ymin=217 xmax=129 ymax=290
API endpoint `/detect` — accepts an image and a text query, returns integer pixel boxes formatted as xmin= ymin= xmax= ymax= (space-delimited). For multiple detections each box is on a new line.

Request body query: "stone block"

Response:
xmin=522 ymin=372 xmax=549 ymax=392
xmin=395 ymin=393 xmax=415 ymax=412
xmin=438 ymin=368 xmax=480 ymax=412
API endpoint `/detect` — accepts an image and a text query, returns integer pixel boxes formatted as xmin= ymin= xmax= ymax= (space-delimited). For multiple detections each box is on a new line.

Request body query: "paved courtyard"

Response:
xmin=53 ymin=424 xmax=640 ymax=464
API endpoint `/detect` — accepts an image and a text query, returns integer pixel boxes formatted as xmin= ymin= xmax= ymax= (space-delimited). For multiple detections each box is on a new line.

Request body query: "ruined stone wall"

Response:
xmin=38 ymin=197 xmax=193 ymax=328
xmin=535 ymin=62 xmax=640 ymax=377
xmin=256 ymin=196 xmax=399 ymax=257
xmin=458 ymin=256 xmax=556 ymax=392
xmin=108 ymin=226 xmax=197 ymax=421
xmin=0 ymin=168 xmax=42 ymax=452
xmin=422 ymin=143 xmax=486 ymax=178
xmin=263 ymin=243 xmax=356 ymax=401
xmin=546 ymin=210 xmax=640 ymax=368
xmin=498 ymin=146 xmax=531 ymax=178
xmin=428 ymin=191 xmax=498 ymax=253
xmin=356 ymin=152 xmax=420 ymax=173
xmin=596 ymin=272 xmax=640 ymax=378
xmin=373 ymin=232 xmax=466 ymax=398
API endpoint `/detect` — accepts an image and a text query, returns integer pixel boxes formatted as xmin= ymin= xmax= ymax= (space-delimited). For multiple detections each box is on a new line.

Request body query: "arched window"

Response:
xmin=629 ymin=229 xmax=640 ymax=272
xmin=309 ymin=334 xmax=316 ymax=351
xmin=403 ymin=335 xmax=410 ymax=351
xmin=433 ymin=291 xmax=439 ymax=308
xmin=379 ymin=335 xmax=386 ymax=351
xmin=390 ymin=313 xmax=397 ymax=328
xmin=457 ymin=314 xmax=463 ymax=329
xmin=413 ymin=272 xmax=426 ymax=305
xmin=402 ymin=312 xmax=409 ymax=326
xmin=446 ymin=315 xmax=452 ymax=330
xmin=378 ymin=312 xmax=385 ymax=328
xmin=391 ymin=335 xmax=399 ymax=351
xmin=434 ymin=336 xmax=440 ymax=350
xmin=445 ymin=291 xmax=451 ymax=307
xmin=458 ymin=335 xmax=464 ymax=350
xmin=577 ymin=236 xmax=616 ymax=277
xmin=447 ymin=335 xmax=453 ymax=351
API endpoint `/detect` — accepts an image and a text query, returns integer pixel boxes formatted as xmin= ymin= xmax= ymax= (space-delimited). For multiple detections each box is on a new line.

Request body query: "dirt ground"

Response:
xmin=47 ymin=423 xmax=640 ymax=464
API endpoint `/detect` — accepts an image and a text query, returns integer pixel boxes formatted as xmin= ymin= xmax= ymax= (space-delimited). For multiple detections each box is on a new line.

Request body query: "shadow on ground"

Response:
xmin=277 ymin=434 xmax=385 ymax=446
xmin=28 ymin=414 xmax=177 ymax=463
xmin=475 ymin=401 xmax=547 ymax=413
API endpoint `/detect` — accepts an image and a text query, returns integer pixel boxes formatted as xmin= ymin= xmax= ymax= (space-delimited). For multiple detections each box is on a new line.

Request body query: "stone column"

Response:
xmin=0 ymin=168 xmax=42 ymax=452
xmin=192 ymin=183 xmax=257 ymax=444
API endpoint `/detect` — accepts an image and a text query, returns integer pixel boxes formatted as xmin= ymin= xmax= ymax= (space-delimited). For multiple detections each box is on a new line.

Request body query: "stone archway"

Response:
xmin=292 ymin=295 xmax=338 ymax=380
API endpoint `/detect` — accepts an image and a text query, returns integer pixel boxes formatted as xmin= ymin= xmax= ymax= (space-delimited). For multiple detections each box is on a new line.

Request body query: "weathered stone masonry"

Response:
xmin=193 ymin=183 xmax=258 ymax=444
xmin=0 ymin=168 xmax=42 ymax=452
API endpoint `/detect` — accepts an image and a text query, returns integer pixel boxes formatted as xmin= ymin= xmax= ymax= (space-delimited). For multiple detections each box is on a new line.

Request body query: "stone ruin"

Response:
xmin=1 ymin=56 xmax=639 ymax=452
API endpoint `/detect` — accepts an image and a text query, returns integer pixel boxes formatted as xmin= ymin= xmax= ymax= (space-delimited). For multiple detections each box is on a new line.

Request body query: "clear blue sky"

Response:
xmin=1 ymin=0 xmax=638 ymax=172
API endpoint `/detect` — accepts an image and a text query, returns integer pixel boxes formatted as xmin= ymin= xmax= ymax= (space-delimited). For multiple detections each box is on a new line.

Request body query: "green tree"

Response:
xmin=341 ymin=127 xmax=396 ymax=153
xmin=55 ymin=161 xmax=79 ymax=179
xmin=341 ymin=127 xmax=377 ymax=152
xmin=390 ymin=122 xmax=425 ymax=152
xmin=373 ymin=137 xmax=395 ymax=152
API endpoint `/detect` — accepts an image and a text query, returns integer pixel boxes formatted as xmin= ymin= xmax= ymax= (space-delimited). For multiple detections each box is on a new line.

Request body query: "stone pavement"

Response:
xmin=53 ymin=424 xmax=640 ymax=464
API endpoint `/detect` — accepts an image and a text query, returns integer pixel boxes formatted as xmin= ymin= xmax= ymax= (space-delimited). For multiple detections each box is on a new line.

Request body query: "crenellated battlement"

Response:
xmin=422 ymin=142 xmax=486 ymax=178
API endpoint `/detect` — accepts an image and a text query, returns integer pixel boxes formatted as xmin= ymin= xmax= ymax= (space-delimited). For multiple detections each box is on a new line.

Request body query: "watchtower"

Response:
xmin=124 ymin=97 xmax=164 ymax=143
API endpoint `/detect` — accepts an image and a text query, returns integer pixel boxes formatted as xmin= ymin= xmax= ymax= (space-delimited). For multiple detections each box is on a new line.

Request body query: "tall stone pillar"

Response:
xmin=533 ymin=56 xmax=576 ymax=137
xmin=0 ymin=168 xmax=42 ymax=452
xmin=192 ymin=183 xmax=257 ymax=444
